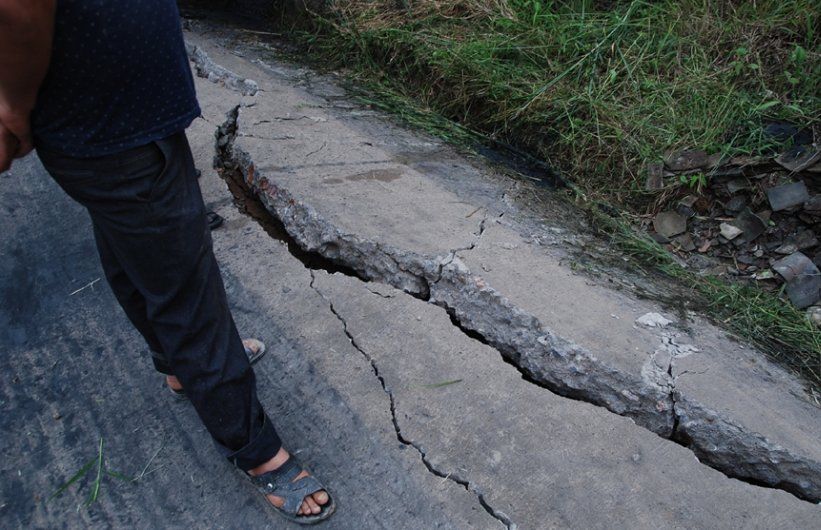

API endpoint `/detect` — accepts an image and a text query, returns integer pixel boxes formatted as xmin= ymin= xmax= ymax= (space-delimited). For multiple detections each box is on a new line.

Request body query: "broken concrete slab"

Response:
xmin=186 ymin=44 xmax=259 ymax=96
xmin=766 ymin=181 xmax=810 ymax=211
xmin=185 ymin=30 xmax=821 ymax=501
xmin=314 ymin=272 xmax=820 ymax=529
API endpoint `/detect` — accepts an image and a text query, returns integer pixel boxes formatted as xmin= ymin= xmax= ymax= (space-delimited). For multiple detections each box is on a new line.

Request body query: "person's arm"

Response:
xmin=0 ymin=0 xmax=56 ymax=165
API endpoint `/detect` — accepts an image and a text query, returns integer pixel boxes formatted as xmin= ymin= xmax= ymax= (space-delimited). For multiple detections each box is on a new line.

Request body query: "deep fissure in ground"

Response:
xmin=212 ymin=76 xmax=819 ymax=503
xmin=216 ymin=151 xmax=820 ymax=504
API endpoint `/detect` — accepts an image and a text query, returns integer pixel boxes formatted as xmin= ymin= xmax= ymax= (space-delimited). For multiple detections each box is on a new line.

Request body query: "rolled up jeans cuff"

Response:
xmin=220 ymin=412 xmax=282 ymax=472
xmin=150 ymin=350 xmax=174 ymax=375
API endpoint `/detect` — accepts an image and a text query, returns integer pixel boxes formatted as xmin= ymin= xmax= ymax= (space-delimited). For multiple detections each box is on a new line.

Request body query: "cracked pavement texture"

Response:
xmin=0 ymin=135 xmax=493 ymax=530
xmin=1 ymin=20 xmax=819 ymax=529
xmin=194 ymin=24 xmax=821 ymax=501
xmin=311 ymin=273 xmax=818 ymax=529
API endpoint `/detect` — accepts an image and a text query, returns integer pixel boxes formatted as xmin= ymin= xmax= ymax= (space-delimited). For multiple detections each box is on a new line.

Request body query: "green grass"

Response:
xmin=295 ymin=0 xmax=819 ymax=209
xmin=49 ymin=438 xmax=129 ymax=510
xmin=49 ymin=438 xmax=164 ymax=510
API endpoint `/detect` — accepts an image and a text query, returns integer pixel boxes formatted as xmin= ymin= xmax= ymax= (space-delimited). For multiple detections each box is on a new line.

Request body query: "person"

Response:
xmin=0 ymin=0 xmax=334 ymax=524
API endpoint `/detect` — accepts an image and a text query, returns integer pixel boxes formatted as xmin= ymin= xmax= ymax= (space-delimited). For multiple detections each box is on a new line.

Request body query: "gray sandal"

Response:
xmin=169 ymin=339 xmax=267 ymax=399
xmin=248 ymin=456 xmax=336 ymax=524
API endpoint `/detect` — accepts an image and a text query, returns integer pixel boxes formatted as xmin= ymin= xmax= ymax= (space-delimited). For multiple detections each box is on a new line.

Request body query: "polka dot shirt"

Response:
xmin=32 ymin=0 xmax=201 ymax=158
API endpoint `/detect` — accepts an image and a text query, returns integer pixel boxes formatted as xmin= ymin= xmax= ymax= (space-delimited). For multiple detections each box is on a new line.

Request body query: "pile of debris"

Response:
xmin=646 ymin=142 xmax=820 ymax=320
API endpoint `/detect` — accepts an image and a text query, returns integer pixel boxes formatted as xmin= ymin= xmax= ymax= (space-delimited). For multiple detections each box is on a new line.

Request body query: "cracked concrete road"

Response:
xmin=186 ymin=22 xmax=821 ymax=501
xmin=1 ymin=17 xmax=820 ymax=529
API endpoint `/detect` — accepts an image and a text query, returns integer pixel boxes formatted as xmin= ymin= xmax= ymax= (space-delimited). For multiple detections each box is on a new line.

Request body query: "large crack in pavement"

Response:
xmin=211 ymin=103 xmax=821 ymax=503
xmin=192 ymin=42 xmax=820 ymax=501
xmin=308 ymin=271 xmax=516 ymax=529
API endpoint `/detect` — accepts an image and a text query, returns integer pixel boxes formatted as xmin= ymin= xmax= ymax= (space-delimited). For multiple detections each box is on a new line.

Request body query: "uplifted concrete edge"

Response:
xmin=212 ymin=104 xmax=821 ymax=502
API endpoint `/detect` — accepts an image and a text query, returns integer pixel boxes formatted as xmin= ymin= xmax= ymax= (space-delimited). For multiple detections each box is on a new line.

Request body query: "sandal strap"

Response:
xmin=249 ymin=457 xmax=325 ymax=516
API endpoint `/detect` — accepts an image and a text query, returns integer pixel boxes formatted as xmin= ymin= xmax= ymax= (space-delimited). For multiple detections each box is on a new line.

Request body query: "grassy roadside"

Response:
xmin=262 ymin=1 xmax=820 ymax=386
xmin=296 ymin=0 xmax=819 ymax=209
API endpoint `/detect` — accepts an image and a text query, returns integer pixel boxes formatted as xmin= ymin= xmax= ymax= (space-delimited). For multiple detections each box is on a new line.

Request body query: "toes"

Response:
xmin=267 ymin=494 xmax=285 ymax=509
xmin=242 ymin=338 xmax=263 ymax=354
xmin=313 ymin=490 xmax=329 ymax=505
xmin=166 ymin=375 xmax=183 ymax=391
xmin=305 ymin=496 xmax=321 ymax=515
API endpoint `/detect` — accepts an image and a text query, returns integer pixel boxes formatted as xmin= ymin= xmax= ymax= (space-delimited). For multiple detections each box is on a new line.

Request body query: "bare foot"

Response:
xmin=166 ymin=373 xmax=184 ymax=392
xmin=248 ymin=447 xmax=330 ymax=516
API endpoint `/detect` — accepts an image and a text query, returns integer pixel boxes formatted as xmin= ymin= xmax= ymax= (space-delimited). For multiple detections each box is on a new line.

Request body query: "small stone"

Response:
xmin=775 ymin=243 xmax=797 ymax=255
xmin=729 ymin=155 xmax=768 ymax=168
xmin=679 ymin=195 xmax=699 ymax=208
xmin=705 ymin=153 xmax=725 ymax=168
xmin=756 ymin=210 xmax=772 ymax=223
xmin=653 ymin=211 xmax=687 ymax=238
xmin=731 ymin=209 xmax=768 ymax=243
xmin=772 ymin=252 xmax=821 ymax=308
xmin=766 ymin=182 xmax=810 ymax=211
xmin=636 ymin=312 xmax=673 ymax=328
xmin=726 ymin=179 xmax=749 ymax=194
xmin=673 ymin=233 xmax=696 ymax=252
xmin=795 ymin=230 xmax=818 ymax=250
xmin=799 ymin=212 xmax=818 ymax=224
xmin=665 ymin=149 xmax=709 ymax=171
xmin=754 ymin=269 xmax=776 ymax=280
xmin=737 ymin=254 xmax=757 ymax=265
xmin=772 ymin=253 xmax=807 ymax=282
xmin=754 ymin=249 xmax=764 ymax=258
xmin=775 ymin=145 xmax=821 ymax=173
xmin=720 ymin=223 xmax=743 ymax=240
xmin=693 ymin=196 xmax=712 ymax=215
xmin=724 ymin=195 xmax=747 ymax=213
xmin=807 ymin=307 xmax=821 ymax=328
xmin=53 ymin=411 xmax=62 ymax=420
xmin=804 ymin=195 xmax=821 ymax=213
xmin=646 ymin=162 xmax=665 ymax=190
xmin=687 ymin=253 xmax=716 ymax=270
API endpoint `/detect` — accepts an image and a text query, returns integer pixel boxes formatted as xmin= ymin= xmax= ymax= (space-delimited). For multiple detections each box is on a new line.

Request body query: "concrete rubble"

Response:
xmin=647 ymin=143 xmax=820 ymax=309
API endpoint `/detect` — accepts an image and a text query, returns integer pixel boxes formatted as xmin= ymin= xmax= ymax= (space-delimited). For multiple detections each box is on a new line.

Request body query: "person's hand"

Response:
xmin=0 ymin=120 xmax=21 ymax=173
xmin=0 ymin=104 xmax=32 ymax=159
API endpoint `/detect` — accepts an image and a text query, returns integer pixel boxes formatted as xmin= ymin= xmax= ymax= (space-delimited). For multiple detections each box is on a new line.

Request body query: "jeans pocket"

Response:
xmin=136 ymin=140 xmax=172 ymax=202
